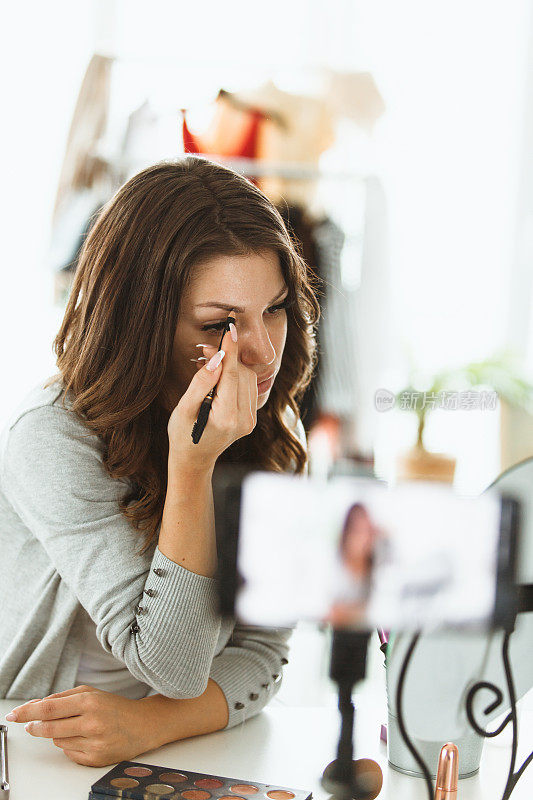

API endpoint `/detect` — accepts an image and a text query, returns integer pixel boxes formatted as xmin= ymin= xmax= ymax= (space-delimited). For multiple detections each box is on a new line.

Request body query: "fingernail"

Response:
xmin=190 ymin=357 xmax=207 ymax=362
xmin=196 ymin=343 xmax=212 ymax=348
xmin=5 ymin=712 xmax=16 ymax=721
xmin=206 ymin=350 xmax=225 ymax=371
xmin=24 ymin=722 xmax=33 ymax=733
xmin=229 ymin=323 xmax=237 ymax=342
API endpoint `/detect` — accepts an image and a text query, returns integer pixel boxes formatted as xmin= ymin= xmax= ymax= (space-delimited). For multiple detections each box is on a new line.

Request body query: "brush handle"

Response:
xmin=0 ymin=725 xmax=9 ymax=799
xmin=191 ymin=388 xmax=216 ymax=444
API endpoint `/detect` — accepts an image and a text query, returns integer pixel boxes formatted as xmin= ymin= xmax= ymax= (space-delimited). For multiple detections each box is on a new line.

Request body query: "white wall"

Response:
xmin=360 ymin=1 xmax=532 ymax=492
xmin=0 ymin=1 xmax=94 ymax=423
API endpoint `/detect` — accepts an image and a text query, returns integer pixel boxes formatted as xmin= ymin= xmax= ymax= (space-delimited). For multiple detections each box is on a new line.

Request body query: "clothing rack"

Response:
xmin=194 ymin=155 xmax=365 ymax=182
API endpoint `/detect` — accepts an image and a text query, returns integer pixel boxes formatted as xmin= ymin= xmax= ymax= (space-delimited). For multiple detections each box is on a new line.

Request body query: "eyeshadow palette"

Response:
xmin=88 ymin=761 xmax=312 ymax=800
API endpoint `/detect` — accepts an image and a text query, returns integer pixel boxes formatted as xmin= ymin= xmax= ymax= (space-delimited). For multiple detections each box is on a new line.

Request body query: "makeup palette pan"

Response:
xmin=88 ymin=761 xmax=312 ymax=800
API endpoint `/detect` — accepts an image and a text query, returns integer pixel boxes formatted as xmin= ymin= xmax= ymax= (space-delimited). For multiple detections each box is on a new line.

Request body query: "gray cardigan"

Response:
xmin=0 ymin=380 xmax=306 ymax=729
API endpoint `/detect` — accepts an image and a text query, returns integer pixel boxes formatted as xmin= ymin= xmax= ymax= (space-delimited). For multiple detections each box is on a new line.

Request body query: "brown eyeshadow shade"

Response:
xmin=230 ymin=786 xmax=259 ymax=795
xmin=267 ymin=792 xmax=295 ymax=800
xmin=220 ymin=797 xmax=246 ymax=800
xmin=124 ymin=766 xmax=153 ymax=777
xmin=181 ymin=791 xmax=212 ymax=800
xmin=110 ymin=777 xmax=140 ymax=789
xmin=159 ymin=773 xmax=188 ymax=784
xmin=145 ymin=785 xmax=175 ymax=796
xmin=195 ymin=779 xmax=224 ymax=789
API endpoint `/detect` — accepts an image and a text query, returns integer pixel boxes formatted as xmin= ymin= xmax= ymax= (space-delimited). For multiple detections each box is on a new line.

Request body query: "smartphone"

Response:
xmin=213 ymin=468 xmax=519 ymax=632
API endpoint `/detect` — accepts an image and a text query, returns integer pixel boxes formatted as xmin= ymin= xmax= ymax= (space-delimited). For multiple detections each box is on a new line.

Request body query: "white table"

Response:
xmin=1 ymin=692 xmax=533 ymax=800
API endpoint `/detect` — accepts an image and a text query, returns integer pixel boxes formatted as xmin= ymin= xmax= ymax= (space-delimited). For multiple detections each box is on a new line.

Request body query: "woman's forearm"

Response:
xmin=158 ymin=453 xmax=217 ymax=577
xmin=140 ymin=679 xmax=229 ymax=750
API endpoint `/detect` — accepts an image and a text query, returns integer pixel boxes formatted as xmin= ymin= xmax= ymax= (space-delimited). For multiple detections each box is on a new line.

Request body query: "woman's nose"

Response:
xmin=239 ymin=324 xmax=276 ymax=367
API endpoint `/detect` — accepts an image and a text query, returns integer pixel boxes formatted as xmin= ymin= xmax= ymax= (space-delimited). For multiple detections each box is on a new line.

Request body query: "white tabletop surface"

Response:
xmin=1 ymin=690 xmax=533 ymax=800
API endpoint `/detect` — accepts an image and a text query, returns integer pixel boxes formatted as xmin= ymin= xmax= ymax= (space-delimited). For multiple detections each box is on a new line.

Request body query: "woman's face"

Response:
xmin=342 ymin=509 xmax=376 ymax=578
xmin=163 ymin=249 xmax=289 ymax=412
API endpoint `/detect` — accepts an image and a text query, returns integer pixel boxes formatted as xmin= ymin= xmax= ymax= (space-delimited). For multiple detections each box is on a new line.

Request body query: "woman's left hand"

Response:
xmin=6 ymin=684 xmax=153 ymax=767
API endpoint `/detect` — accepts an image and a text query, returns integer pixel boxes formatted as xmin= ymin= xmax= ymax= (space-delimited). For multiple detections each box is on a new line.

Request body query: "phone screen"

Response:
xmin=228 ymin=474 xmax=514 ymax=631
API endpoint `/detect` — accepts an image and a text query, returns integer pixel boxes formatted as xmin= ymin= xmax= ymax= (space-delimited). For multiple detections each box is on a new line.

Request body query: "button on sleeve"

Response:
xmin=209 ymin=624 xmax=292 ymax=730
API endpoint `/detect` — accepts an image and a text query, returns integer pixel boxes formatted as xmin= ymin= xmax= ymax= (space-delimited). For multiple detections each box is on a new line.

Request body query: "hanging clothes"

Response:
xmin=53 ymin=54 xmax=114 ymax=220
xmin=351 ymin=176 xmax=391 ymax=457
xmin=227 ymin=81 xmax=336 ymax=208
xmin=276 ymin=205 xmax=358 ymax=434
xmin=181 ymin=91 xmax=268 ymax=191
xmin=182 ymin=107 xmax=263 ymax=160
xmin=276 ymin=205 xmax=321 ymax=430
xmin=312 ymin=217 xmax=358 ymax=421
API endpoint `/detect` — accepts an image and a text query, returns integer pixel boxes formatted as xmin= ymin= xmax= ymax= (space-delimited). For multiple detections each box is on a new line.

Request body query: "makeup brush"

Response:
xmin=191 ymin=315 xmax=235 ymax=445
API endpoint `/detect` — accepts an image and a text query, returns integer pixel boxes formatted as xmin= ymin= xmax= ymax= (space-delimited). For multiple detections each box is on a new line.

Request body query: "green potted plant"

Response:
xmin=395 ymin=351 xmax=533 ymax=482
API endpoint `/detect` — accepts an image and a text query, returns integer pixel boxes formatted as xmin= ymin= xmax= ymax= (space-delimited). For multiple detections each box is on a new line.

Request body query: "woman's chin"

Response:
xmin=256 ymin=391 xmax=270 ymax=410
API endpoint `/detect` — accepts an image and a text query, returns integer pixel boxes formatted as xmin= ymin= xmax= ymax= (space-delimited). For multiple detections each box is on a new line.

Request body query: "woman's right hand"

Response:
xmin=167 ymin=317 xmax=258 ymax=473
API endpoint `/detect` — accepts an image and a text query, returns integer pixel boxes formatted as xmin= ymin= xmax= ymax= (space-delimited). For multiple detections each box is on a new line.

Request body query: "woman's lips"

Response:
xmin=257 ymin=374 xmax=275 ymax=394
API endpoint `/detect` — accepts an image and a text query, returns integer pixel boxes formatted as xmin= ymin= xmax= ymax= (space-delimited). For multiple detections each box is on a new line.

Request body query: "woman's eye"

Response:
xmin=267 ymin=297 xmax=293 ymax=315
xmin=201 ymin=321 xmax=226 ymax=333
xmin=200 ymin=298 xmax=293 ymax=332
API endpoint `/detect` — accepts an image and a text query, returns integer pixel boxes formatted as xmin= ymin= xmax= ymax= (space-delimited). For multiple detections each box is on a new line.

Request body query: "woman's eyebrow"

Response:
xmin=195 ymin=285 xmax=288 ymax=313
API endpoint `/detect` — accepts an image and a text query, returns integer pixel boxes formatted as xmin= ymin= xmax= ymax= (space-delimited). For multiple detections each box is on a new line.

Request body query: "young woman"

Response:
xmin=0 ymin=157 xmax=319 ymax=766
xmin=326 ymin=504 xmax=380 ymax=628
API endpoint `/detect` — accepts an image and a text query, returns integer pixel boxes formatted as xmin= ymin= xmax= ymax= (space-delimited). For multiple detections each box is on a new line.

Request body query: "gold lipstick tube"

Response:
xmin=434 ymin=742 xmax=458 ymax=800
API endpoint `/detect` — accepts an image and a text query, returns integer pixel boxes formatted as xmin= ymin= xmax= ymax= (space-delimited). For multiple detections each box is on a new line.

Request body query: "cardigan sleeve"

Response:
xmin=209 ymin=405 xmax=309 ymax=728
xmin=2 ymin=400 xmax=308 ymax=717
xmin=2 ymin=405 xmax=221 ymax=699
xmin=209 ymin=624 xmax=292 ymax=729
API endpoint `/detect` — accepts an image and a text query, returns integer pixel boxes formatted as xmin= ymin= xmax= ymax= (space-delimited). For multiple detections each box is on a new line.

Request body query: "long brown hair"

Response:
xmin=47 ymin=157 xmax=320 ymax=551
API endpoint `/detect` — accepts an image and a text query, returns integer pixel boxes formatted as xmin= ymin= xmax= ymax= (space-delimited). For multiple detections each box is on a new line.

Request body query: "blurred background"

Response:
xmin=2 ymin=0 xmax=533 ymax=707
